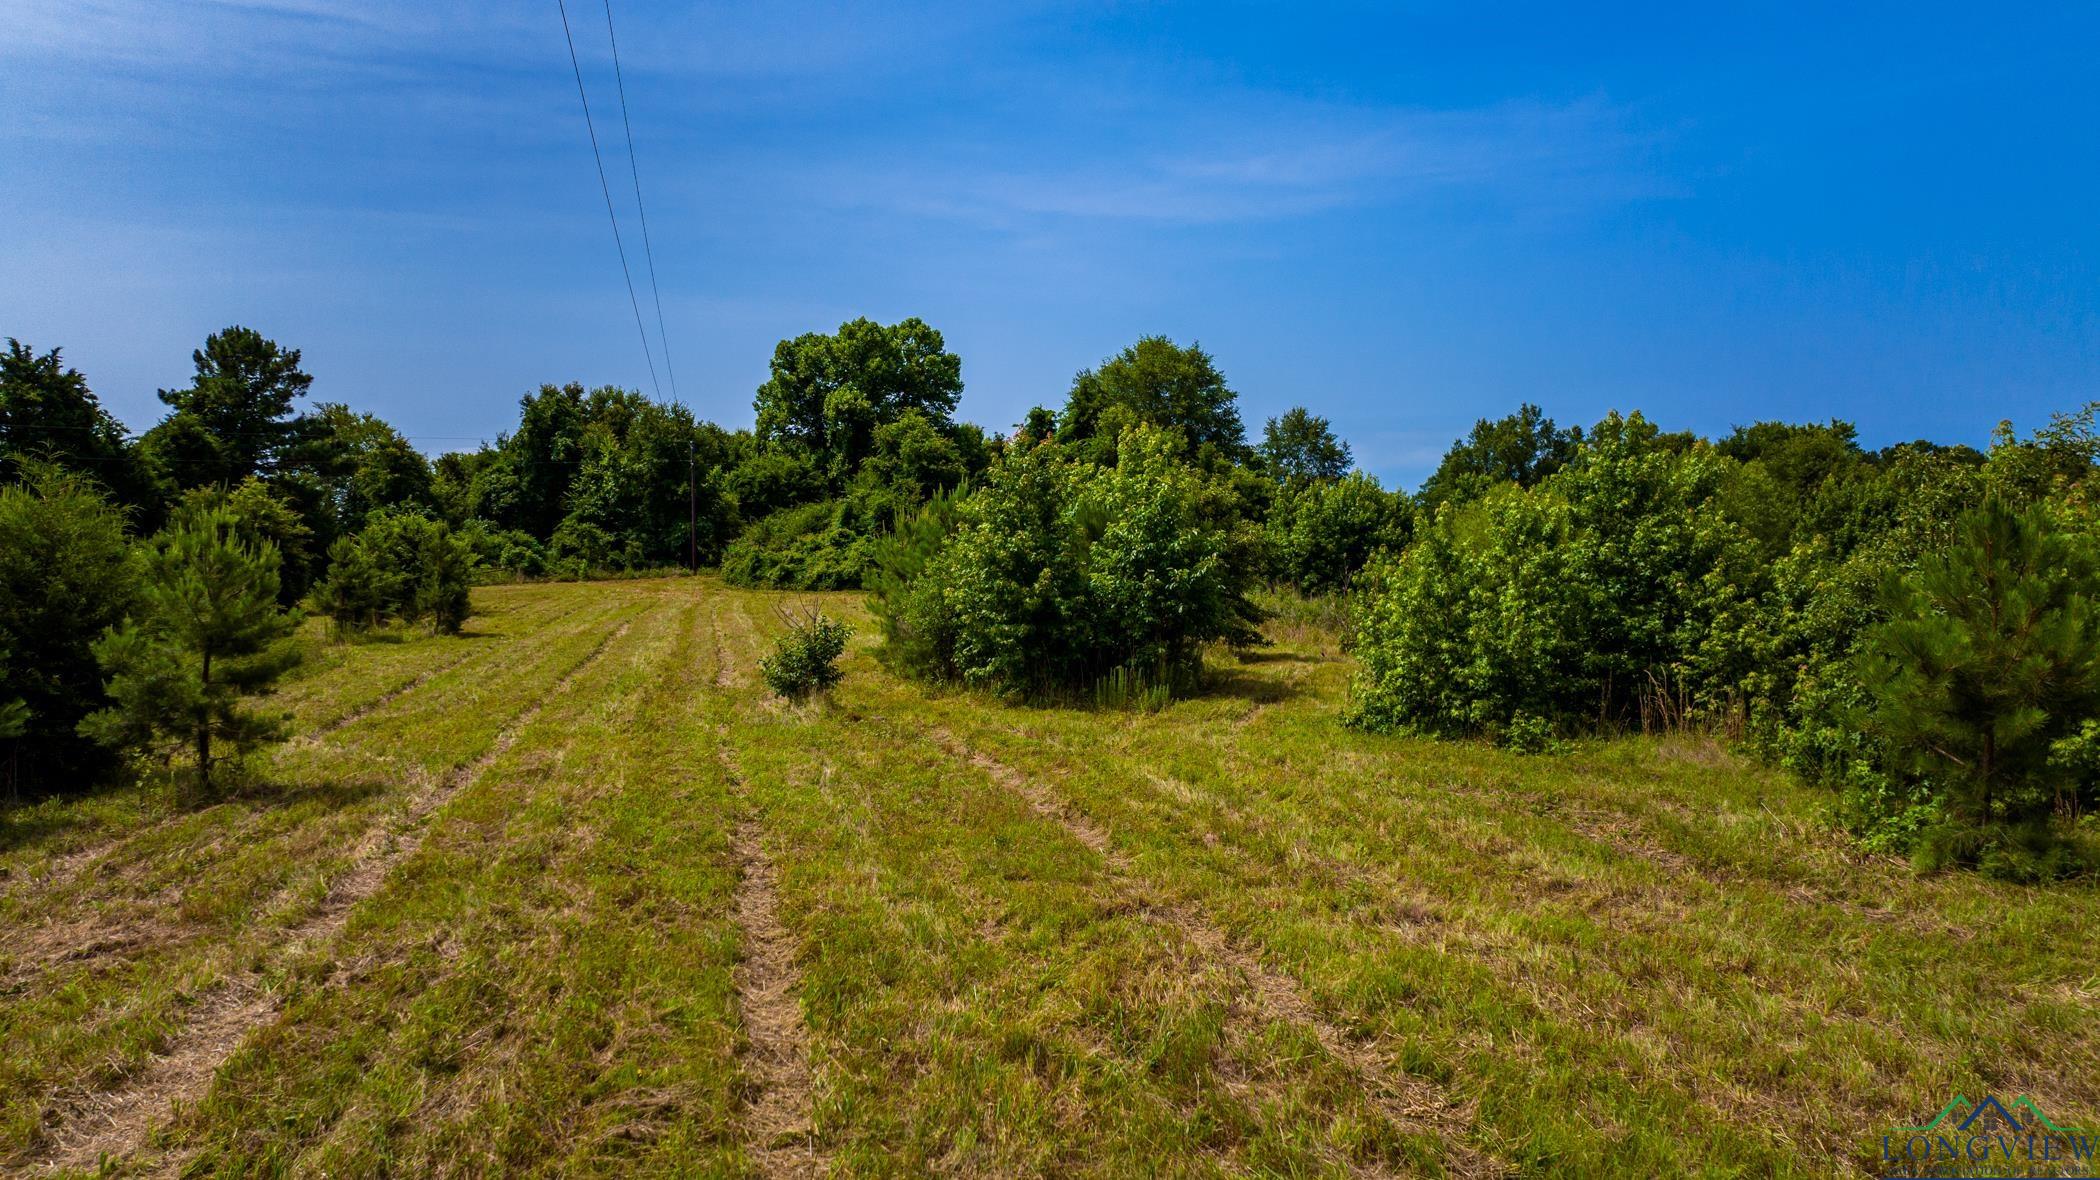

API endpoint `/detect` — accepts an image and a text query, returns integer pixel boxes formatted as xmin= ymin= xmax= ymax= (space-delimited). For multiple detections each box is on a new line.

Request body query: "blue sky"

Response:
xmin=4 ymin=2 xmax=2095 ymax=488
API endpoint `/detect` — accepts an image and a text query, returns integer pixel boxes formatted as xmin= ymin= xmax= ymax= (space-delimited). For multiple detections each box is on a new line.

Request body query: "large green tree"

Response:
xmin=1058 ymin=337 xmax=1247 ymax=464
xmin=1259 ymin=406 xmax=1351 ymax=484
xmin=1416 ymin=403 xmax=1583 ymax=511
xmin=753 ymin=317 xmax=964 ymax=490
xmin=1859 ymin=498 xmax=2100 ymax=838
xmin=284 ymin=402 xmax=435 ymax=541
xmin=140 ymin=325 xmax=312 ymax=490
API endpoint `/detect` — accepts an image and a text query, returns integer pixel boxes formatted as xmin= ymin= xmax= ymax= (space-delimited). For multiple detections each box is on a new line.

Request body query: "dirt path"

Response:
xmin=726 ymin=806 xmax=822 ymax=1178
xmin=921 ymin=724 xmax=1508 ymax=1180
xmin=712 ymin=607 xmax=824 ymax=1177
xmin=32 ymin=617 xmax=638 ymax=1176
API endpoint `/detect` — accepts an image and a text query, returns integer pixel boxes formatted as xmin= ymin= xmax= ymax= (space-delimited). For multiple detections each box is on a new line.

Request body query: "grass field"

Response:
xmin=4 ymin=577 xmax=2098 ymax=1177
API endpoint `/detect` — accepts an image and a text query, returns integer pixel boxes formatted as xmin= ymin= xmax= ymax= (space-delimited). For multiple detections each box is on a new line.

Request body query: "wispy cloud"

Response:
xmin=829 ymin=92 xmax=1677 ymax=229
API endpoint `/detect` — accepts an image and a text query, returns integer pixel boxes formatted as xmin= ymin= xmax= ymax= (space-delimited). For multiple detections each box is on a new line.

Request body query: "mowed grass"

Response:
xmin=3 ymin=577 xmax=2097 ymax=1177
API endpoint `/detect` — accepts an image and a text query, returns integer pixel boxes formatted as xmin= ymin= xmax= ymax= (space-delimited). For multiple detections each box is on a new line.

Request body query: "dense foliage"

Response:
xmin=1264 ymin=472 xmax=1409 ymax=596
xmin=442 ymin=382 xmax=737 ymax=576
xmin=1858 ymin=498 xmax=2100 ymax=879
xmin=721 ymin=319 xmax=985 ymax=589
xmin=0 ymin=466 xmax=139 ymax=789
xmin=1350 ymin=412 xmax=1754 ymax=738
xmin=1346 ymin=402 xmax=2100 ymax=875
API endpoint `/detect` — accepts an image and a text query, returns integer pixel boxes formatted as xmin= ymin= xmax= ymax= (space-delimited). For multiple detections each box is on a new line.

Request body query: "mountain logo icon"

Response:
xmin=1883 ymin=1093 xmax=2097 ymax=1178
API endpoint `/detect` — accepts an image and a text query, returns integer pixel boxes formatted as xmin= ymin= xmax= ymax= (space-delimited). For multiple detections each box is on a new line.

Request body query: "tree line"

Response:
xmin=6 ymin=320 xmax=2099 ymax=879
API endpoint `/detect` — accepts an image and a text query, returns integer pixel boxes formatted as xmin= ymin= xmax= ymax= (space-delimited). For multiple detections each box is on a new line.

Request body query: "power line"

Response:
xmin=601 ymin=0 xmax=679 ymax=407
xmin=555 ymin=0 xmax=663 ymax=401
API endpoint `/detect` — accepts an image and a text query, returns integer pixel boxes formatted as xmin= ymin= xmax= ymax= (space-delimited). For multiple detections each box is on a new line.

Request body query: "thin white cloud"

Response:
xmin=827 ymin=92 xmax=1678 ymax=228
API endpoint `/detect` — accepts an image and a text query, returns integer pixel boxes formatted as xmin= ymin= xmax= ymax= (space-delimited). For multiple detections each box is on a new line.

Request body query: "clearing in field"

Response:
xmin=4 ymin=577 xmax=2098 ymax=1177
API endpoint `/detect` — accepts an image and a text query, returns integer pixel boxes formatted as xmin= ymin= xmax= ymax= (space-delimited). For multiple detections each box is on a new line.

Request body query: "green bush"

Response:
xmin=759 ymin=609 xmax=851 ymax=702
xmin=316 ymin=510 xmax=476 ymax=633
xmin=1347 ymin=413 xmax=1757 ymax=737
xmin=1502 ymin=712 xmax=1565 ymax=755
xmin=720 ymin=501 xmax=874 ymax=590
xmin=865 ymin=488 xmax=964 ymax=677
xmin=1855 ymin=497 xmax=2100 ymax=876
xmin=870 ymin=425 xmax=1257 ymax=698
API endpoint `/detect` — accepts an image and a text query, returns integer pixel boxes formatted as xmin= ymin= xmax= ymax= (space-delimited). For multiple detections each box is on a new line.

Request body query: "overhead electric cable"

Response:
xmin=555 ymin=0 xmax=662 ymax=400
xmin=601 ymin=0 xmax=679 ymax=406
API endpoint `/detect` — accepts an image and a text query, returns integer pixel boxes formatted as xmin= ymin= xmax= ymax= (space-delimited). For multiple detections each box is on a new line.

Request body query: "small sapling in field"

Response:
xmin=759 ymin=607 xmax=851 ymax=702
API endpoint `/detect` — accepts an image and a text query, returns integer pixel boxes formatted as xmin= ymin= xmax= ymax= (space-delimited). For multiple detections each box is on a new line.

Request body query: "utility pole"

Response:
xmin=688 ymin=437 xmax=697 ymax=572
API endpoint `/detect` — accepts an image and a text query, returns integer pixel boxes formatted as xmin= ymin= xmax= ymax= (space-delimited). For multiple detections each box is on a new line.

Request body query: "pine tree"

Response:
xmin=82 ymin=503 xmax=301 ymax=796
xmin=1858 ymin=497 xmax=2100 ymax=845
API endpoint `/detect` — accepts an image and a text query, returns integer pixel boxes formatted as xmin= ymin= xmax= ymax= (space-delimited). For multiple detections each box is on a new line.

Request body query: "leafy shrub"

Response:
xmin=316 ymin=510 xmax=476 ymax=633
xmin=721 ymin=501 xmax=874 ymax=590
xmin=1347 ymin=413 xmax=1757 ymax=737
xmin=871 ymin=426 xmax=1258 ymax=698
xmin=1501 ymin=712 xmax=1565 ymax=755
xmin=1346 ymin=485 xmax=1582 ymax=735
xmin=759 ymin=609 xmax=851 ymax=701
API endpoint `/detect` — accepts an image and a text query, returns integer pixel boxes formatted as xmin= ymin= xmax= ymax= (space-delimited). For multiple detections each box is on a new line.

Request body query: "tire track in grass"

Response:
xmin=710 ymin=603 xmax=825 ymax=1177
xmin=718 ymin=598 xmax=757 ymax=689
xmin=290 ymin=645 xmax=480 ymax=746
xmin=1035 ymin=719 xmax=1942 ymax=1172
xmin=0 ymin=599 xmax=593 ymax=916
xmin=726 ymin=801 xmax=822 ymax=1178
xmin=32 ymin=614 xmax=641 ymax=1177
xmin=274 ymin=589 xmax=589 ymax=730
xmin=917 ymin=724 xmax=1508 ymax=1180
xmin=290 ymin=592 xmax=605 ymax=743
xmin=0 ymin=602 xmax=630 ymax=994
xmin=712 ymin=599 xmax=737 ymax=691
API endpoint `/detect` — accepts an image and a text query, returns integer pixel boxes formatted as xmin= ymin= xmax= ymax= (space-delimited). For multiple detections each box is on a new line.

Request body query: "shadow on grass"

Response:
xmin=1195 ymin=663 xmax=1310 ymax=707
xmin=0 ymin=801 xmax=106 ymax=857
xmin=1233 ymin=649 xmax=1325 ymax=666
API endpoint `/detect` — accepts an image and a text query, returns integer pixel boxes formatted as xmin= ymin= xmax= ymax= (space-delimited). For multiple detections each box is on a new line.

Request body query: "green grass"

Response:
xmin=3 ymin=576 xmax=2096 ymax=1177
